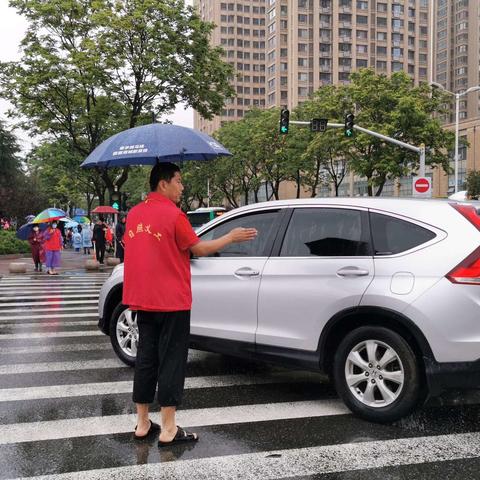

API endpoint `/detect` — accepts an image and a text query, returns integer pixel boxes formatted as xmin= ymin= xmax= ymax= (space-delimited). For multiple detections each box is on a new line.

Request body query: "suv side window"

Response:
xmin=280 ymin=208 xmax=371 ymax=257
xmin=370 ymin=212 xmax=436 ymax=255
xmin=200 ymin=210 xmax=281 ymax=257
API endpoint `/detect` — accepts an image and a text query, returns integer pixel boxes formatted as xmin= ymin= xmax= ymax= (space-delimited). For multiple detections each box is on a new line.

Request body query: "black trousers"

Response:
xmin=116 ymin=241 xmax=124 ymax=262
xmin=95 ymin=244 xmax=105 ymax=263
xmin=133 ymin=310 xmax=190 ymax=406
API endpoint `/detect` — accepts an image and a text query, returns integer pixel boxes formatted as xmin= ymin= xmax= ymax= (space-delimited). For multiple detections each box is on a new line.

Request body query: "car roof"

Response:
xmin=196 ymin=197 xmax=470 ymax=230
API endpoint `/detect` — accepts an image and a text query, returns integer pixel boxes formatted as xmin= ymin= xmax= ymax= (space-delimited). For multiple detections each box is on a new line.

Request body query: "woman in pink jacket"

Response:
xmin=43 ymin=222 xmax=63 ymax=275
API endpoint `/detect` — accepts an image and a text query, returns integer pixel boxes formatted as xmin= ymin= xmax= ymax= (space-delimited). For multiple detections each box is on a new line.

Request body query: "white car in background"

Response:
xmin=98 ymin=198 xmax=480 ymax=422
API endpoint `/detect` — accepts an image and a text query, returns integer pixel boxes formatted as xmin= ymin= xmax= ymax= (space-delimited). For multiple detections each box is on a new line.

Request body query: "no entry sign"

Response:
xmin=412 ymin=176 xmax=432 ymax=198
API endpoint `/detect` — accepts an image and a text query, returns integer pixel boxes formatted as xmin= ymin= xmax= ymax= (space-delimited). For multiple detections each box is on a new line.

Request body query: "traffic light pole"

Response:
xmin=288 ymin=120 xmax=426 ymax=177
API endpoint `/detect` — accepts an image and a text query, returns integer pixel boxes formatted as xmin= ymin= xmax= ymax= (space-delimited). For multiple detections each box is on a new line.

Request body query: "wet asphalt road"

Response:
xmin=0 ymin=270 xmax=480 ymax=479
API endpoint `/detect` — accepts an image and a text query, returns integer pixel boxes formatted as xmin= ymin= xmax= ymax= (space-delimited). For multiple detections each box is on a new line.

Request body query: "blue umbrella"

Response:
xmin=16 ymin=222 xmax=48 ymax=241
xmin=80 ymin=124 xmax=232 ymax=168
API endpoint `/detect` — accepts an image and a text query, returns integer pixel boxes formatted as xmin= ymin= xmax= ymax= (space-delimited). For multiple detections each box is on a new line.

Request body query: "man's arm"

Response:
xmin=190 ymin=227 xmax=257 ymax=257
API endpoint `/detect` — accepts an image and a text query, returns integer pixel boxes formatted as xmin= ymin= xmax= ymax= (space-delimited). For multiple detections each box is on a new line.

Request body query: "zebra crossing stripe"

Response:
xmin=0 ymin=371 xmax=323 ymax=401
xmin=0 ymin=320 xmax=97 ymax=329
xmin=0 ymin=280 xmax=106 ymax=284
xmin=0 ymin=289 xmax=101 ymax=295
xmin=0 ymin=400 xmax=348 ymax=444
xmin=0 ymin=357 xmax=126 ymax=375
xmin=11 ymin=431 xmax=480 ymax=480
xmin=0 ymin=330 xmax=103 ymax=339
xmin=0 ymin=300 xmax=99 ymax=307
xmin=0 ymin=313 xmax=98 ymax=321
xmin=0 ymin=294 xmax=99 ymax=301
xmin=0 ymin=342 xmax=111 ymax=355
xmin=0 ymin=306 xmax=97 ymax=314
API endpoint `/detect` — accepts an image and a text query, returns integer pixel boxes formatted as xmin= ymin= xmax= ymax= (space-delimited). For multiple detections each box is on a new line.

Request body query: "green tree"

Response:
xmin=342 ymin=69 xmax=454 ymax=196
xmin=466 ymin=171 xmax=480 ymax=200
xmin=0 ymin=120 xmax=48 ymax=220
xmin=1 ymin=0 xmax=234 ymax=200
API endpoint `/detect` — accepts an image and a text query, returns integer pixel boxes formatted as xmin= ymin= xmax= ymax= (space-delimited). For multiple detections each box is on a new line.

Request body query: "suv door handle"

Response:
xmin=337 ymin=267 xmax=370 ymax=277
xmin=234 ymin=267 xmax=260 ymax=277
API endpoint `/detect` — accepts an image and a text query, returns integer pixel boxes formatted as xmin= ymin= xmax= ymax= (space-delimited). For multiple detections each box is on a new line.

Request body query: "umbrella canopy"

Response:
xmin=80 ymin=124 xmax=232 ymax=169
xmin=65 ymin=221 xmax=79 ymax=229
xmin=73 ymin=215 xmax=90 ymax=224
xmin=25 ymin=214 xmax=35 ymax=222
xmin=92 ymin=206 xmax=118 ymax=214
xmin=32 ymin=208 xmax=67 ymax=224
xmin=16 ymin=222 xmax=48 ymax=241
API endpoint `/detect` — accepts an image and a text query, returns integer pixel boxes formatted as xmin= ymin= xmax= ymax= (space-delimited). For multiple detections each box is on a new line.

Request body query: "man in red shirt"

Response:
xmin=123 ymin=162 xmax=257 ymax=447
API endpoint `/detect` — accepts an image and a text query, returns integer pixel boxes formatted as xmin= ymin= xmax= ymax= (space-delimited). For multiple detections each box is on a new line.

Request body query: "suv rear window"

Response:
xmin=370 ymin=213 xmax=436 ymax=255
xmin=281 ymin=208 xmax=371 ymax=257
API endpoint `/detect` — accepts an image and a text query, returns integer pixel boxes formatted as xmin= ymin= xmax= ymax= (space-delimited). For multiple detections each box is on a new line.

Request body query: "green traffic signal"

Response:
xmin=344 ymin=113 xmax=355 ymax=137
xmin=280 ymin=108 xmax=290 ymax=135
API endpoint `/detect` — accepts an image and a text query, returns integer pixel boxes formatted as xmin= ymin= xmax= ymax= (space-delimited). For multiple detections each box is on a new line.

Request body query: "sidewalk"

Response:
xmin=0 ymin=249 xmax=116 ymax=276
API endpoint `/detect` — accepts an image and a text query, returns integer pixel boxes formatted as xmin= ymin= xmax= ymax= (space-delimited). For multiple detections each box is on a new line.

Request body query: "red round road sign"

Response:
xmin=414 ymin=178 xmax=430 ymax=193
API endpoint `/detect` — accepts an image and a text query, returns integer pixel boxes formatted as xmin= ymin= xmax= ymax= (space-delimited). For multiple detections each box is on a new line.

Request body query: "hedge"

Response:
xmin=0 ymin=230 xmax=31 ymax=255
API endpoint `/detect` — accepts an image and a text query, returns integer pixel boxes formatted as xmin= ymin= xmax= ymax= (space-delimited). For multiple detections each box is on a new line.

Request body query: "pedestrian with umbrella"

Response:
xmin=115 ymin=215 xmax=126 ymax=263
xmin=92 ymin=217 xmax=107 ymax=264
xmin=27 ymin=225 xmax=44 ymax=272
xmin=82 ymin=124 xmax=256 ymax=446
xmin=43 ymin=221 xmax=63 ymax=275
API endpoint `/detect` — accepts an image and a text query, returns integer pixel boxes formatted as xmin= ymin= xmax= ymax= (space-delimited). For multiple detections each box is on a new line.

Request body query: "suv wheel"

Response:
xmin=333 ymin=326 xmax=421 ymax=423
xmin=110 ymin=303 xmax=138 ymax=367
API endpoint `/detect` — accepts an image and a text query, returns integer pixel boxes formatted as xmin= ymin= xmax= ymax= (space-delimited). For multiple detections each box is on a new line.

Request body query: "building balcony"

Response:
xmin=320 ymin=50 xmax=332 ymax=57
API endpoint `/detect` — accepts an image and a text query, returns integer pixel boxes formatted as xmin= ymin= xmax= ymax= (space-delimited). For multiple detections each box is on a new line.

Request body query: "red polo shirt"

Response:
xmin=122 ymin=192 xmax=200 ymax=312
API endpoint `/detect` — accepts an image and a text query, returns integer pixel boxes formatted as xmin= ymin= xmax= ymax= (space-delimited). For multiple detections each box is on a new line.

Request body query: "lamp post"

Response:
xmin=430 ymin=82 xmax=480 ymax=193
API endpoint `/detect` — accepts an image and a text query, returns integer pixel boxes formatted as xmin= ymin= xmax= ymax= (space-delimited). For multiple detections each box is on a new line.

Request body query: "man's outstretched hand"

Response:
xmin=228 ymin=227 xmax=258 ymax=243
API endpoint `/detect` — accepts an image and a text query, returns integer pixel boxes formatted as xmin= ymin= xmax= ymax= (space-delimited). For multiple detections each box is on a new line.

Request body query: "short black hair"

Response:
xmin=149 ymin=162 xmax=181 ymax=191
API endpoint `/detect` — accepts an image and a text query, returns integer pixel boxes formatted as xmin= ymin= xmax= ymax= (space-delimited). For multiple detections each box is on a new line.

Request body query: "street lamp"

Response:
xmin=430 ymin=82 xmax=480 ymax=193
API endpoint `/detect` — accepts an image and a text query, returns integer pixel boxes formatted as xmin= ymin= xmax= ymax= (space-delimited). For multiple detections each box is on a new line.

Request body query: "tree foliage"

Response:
xmin=0 ymin=120 xmax=48 ymax=220
xmin=467 ymin=171 xmax=480 ymax=200
xmin=1 ymin=0 xmax=234 ymax=198
xmin=185 ymin=70 xmax=456 ymax=205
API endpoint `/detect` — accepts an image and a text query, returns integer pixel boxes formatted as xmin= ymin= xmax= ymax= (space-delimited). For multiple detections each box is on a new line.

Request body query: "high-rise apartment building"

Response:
xmin=194 ymin=0 xmax=431 ymax=134
xmin=434 ymin=0 xmax=480 ymax=122
xmin=431 ymin=0 xmax=480 ymax=196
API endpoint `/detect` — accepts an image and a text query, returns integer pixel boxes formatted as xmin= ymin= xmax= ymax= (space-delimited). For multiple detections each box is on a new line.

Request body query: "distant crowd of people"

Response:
xmin=26 ymin=215 xmax=126 ymax=274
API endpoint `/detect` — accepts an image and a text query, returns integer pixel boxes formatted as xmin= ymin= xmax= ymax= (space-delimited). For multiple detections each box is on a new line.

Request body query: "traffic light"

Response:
xmin=279 ymin=108 xmax=290 ymax=134
xmin=344 ymin=113 xmax=355 ymax=137
xmin=111 ymin=191 xmax=120 ymax=210
xmin=310 ymin=118 xmax=328 ymax=133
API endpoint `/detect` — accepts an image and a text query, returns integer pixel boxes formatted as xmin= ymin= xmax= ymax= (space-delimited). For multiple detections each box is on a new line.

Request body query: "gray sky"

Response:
xmin=0 ymin=2 xmax=194 ymax=151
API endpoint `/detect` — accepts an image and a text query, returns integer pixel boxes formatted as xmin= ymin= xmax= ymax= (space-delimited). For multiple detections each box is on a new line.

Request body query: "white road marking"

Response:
xmin=0 ymin=400 xmax=348 ymax=444
xmin=0 ymin=330 xmax=103 ymax=339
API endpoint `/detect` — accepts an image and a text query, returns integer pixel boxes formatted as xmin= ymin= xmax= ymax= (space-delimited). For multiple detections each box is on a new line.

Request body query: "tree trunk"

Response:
xmin=367 ymin=180 xmax=374 ymax=197
xmin=296 ymin=170 xmax=301 ymax=198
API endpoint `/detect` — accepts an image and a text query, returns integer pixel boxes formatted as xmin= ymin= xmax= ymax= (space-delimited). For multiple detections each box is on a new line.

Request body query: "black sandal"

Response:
xmin=158 ymin=426 xmax=199 ymax=447
xmin=133 ymin=420 xmax=160 ymax=440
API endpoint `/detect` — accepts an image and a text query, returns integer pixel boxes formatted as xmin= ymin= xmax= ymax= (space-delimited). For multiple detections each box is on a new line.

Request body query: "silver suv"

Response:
xmin=98 ymin=198 xmax=480 ymax=422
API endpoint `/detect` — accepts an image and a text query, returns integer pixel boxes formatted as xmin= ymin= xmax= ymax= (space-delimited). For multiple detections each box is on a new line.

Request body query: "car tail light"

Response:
xmin=447 ymin=204 xmax=480 ymax=284
xmin=446 ymin=246 xmax=480 ymax=285
xmin=450 ymin=203 xmax=480 ymax=231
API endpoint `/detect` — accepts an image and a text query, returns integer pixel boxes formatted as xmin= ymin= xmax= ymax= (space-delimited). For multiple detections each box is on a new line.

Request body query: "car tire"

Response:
xmin=333 ymin=326 xmax=422 ymax=423
xmin=110 ymin=303 xmax=138 ymax=367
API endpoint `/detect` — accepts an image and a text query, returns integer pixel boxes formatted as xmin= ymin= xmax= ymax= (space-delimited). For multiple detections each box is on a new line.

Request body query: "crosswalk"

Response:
xmin=1 ymin=271 xmax=480 ymax=479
